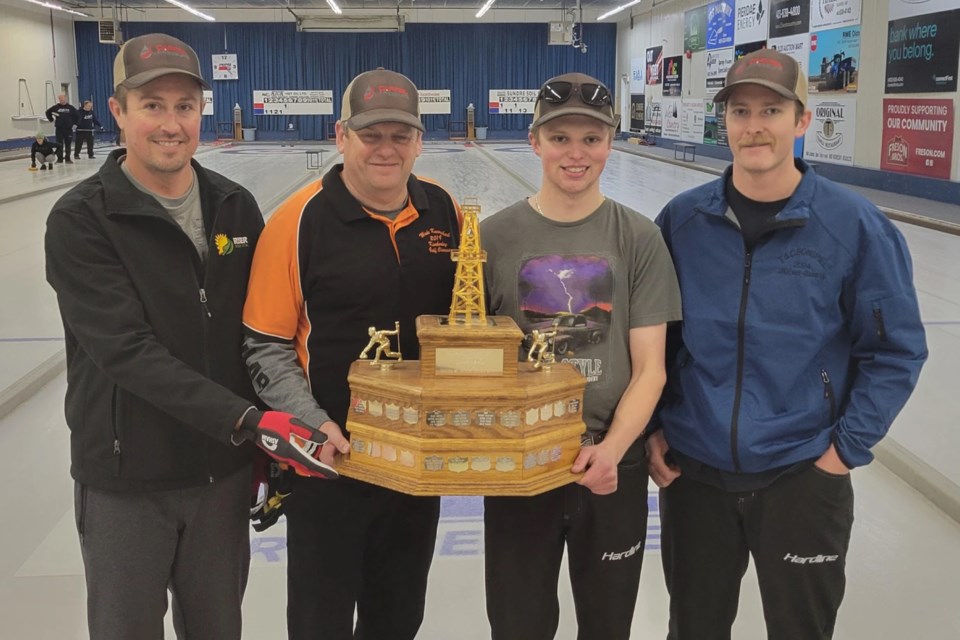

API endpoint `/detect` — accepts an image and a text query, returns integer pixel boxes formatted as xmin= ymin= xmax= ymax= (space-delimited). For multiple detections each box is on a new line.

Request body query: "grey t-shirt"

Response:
xmin=482 ymin=198 xmax=682 ymax=435
xmin=120 ymin=158 xmax=206 ymax=262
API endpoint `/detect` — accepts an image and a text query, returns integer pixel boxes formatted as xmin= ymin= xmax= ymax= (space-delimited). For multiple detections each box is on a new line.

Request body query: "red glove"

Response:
xmin=237 ymin=410 xmax=338 ymax=480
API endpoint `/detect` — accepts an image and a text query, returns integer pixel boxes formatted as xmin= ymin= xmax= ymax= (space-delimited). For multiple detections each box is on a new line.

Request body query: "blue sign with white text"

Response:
xmin=707 ymin=0 xmax=735 ymax=50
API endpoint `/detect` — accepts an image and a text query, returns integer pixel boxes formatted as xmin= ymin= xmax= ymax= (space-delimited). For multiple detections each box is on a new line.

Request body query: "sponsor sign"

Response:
xmin=881 ymin=98 xmax=954 ymax=179
xmin=202 ymin=90 xmax=213 ymax=116
xmin=662 ymin=98 xmax=682 ymax=139
xmin=706 ymin=47 xmax=735 ymax=95
xmin=735 ymin=40 xmax=767 ymax=59
xmin=681 ymin=98 xmax=705 ymax=143
xmin=419 ymin=90 xmax=451 ymax=115
xmin=804 ymin=97 xmax=856 ymax=165
xmin=888 ymin=0 xmax=958 ymax=21
xmin=770 ymin=0 xmax=810 ymax=37
xmin=212 ymin=54 xmax=238 ymax=81
xmin=769 ymin=33 xmax=810 ymax=74
xmin=488 ymin=89 xmax=538 ymax=114
xmin=810 ymin=0 xmax=861 ymax=31
xmin=884 ymin=9 xmax=960 ymax=93
xmin=664 ymin=56 xmax=683 ymax=97
xmin=646 ymin=46 xmax=664 ymax=85
xmin=631 ymin=58 xmax=646 ymax=93
xmin=630 ymin=94 xmax=645 ymax=133
xmin=253 ymin=90 xmax=333 ymax=115
xmin=808 ymin=26 xmax=860 ymax=93
xmin=735 ymin=0 xmax=770 ymax=44
xmin=707 ymin=0 xmax=736 ymax=50
xmin=646 ymin=97 xmax=663 ymax=135
xmin=704 ymin=100 xmax=728 ymax=146
xmin=685 ymin=5 xmax=709 ymax=52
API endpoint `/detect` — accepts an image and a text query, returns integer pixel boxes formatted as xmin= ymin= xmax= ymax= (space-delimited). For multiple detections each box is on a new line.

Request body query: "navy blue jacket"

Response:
xmin=76 ymin=108 xmax=102 ymax=132
xmin=655 ymin=160 xmax=926 ymax=473
xmin=46 ymin=102 xmax=78 ymax=132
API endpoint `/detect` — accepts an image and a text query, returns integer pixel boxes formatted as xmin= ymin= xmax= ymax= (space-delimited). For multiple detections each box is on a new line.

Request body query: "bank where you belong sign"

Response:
xmin=881 ymin=98 xmax=954 ymax=180
xmin=489 ymin=90 xmax=538 ymax=114
xmin=253 ymin=90 xmax=333 ymax=115
xmin=884 ymin=8 xmax=959 ymax=93
xmin=803 ymin=97 xmax=856 ymax=166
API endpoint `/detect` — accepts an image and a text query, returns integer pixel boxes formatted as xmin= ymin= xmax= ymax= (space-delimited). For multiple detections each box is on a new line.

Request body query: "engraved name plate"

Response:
xmin=434 ymin=348 xmax=504 ymax=375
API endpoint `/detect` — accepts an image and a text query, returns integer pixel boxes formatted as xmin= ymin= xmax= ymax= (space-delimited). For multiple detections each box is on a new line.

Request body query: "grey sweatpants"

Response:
xmin=74 ymin=466 xmax=252 ymax=640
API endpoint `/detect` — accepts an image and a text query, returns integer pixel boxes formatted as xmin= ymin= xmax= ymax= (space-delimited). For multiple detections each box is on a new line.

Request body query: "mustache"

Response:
xmin=739 ymin=136 xmax=774 ymax=147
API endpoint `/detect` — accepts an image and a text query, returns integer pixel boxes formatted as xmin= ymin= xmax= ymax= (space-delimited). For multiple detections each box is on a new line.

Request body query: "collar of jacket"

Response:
xmin=99 ymin=148 xmax=240 ymax=219
xmin=696 ymin=157 xmax=817 ymax=224
xmin=320 ymin=163 xmax=432 ymax=223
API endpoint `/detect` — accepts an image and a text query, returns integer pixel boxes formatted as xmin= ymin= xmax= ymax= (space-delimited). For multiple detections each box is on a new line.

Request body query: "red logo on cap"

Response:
xmin=140 ymin=45 xmax=152 ymax=60
xmin=736 ymin=57 xmax=784 ymax=75
xmin=363 ymin=87 xmax=375 ymax=100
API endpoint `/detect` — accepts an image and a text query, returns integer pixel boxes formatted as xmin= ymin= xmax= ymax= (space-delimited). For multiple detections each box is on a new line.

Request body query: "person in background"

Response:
xmin=74 ymin=100 xmax=104 ymax=159
xmin=30 ymin=132 xmax=60 ymax=171
xmin=45 ymin=33 xmax=336 ymax=640
xmin=650 ymin=48 xmax=927 ymax=639
xmin=481 ymin=72 xmax=682 ymax=640
xmin=45 ymin=93 xmax=77 ymax=163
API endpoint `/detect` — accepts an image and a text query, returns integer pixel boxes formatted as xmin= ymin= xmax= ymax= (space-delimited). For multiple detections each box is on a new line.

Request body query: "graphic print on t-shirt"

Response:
xmin=518 ymin=254 xmax=613 ymax=383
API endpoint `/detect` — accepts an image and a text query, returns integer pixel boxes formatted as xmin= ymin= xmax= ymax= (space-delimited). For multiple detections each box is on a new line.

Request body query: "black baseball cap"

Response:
xmin=340 ymin=68 xmax=423 ymax=132
xmin=114 ymin=33 xmax=210 ymax=91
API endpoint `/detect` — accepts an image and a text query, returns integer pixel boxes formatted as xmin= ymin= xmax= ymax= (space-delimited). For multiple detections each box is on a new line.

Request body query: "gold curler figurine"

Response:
xmin=527 ymin=327 xmax=558 ymax=370
xmin=359 ymin=321 xmax=403 ymax=365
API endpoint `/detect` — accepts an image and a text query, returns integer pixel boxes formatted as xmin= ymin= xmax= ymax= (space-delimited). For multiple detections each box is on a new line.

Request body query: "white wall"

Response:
xmin=0 ymin=2 xmax=79 ymax=141
xmin=614 ymin=0 xmax=960 ymax=180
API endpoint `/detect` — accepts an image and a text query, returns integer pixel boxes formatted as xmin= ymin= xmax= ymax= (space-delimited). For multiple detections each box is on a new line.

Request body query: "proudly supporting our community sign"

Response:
xmin=881 ymin=98 xmax=954 ymax=180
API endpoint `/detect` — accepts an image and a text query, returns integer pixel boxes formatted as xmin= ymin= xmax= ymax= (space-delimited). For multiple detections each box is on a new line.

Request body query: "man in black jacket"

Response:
xmin=45 ymin=94 xmax=77 ymax=163
xmin=29 ymin=133 xmax=60 ymax=170
xmin=45 ymin=33 xmax=341 ymax=640
xmin=74 ymin=100 xmax=103 ymax=159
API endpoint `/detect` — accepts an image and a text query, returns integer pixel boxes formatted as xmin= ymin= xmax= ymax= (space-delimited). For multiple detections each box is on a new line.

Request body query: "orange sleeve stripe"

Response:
xmin=243 ymin=181 xmax=323 ymax=341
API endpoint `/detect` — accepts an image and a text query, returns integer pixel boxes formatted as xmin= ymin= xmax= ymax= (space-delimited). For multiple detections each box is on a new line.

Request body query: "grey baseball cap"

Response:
xmin=714 ymin=48 xmax=808 ymax=107
xmin=113 ymin=33 xmax=210 ymax=91
xmin=530 ymin=73 xmax=619 ymax=130
xmin=340 ymin=68 xmax=423 ymax=132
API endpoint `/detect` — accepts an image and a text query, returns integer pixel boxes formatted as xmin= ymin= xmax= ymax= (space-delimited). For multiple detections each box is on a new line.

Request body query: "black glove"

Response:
xmin=235 ymin=409 xmax=338 ymax=479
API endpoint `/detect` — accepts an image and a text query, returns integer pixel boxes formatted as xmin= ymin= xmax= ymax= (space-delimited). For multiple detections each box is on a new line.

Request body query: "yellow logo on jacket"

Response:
xmin=215 ymin=234 xmax=234 ymax=255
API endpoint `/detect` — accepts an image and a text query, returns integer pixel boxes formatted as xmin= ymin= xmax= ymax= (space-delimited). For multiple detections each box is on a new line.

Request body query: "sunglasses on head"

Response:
xmin=538 ymin=81 xmax=612 ymax=107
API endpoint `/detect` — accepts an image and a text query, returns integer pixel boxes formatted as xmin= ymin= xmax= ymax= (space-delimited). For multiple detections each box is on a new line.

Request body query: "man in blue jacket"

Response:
xmin=649 ymin=48 xmax=927 ymax=639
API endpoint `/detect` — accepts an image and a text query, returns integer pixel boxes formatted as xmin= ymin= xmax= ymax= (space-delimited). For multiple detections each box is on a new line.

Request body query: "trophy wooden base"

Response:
xmin=339 ymin=351 xmax=586 ymax=497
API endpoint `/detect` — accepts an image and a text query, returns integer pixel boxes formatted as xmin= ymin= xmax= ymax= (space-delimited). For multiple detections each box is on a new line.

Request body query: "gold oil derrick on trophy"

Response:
xmin=338 ymin=199 xmax=586 ymax=496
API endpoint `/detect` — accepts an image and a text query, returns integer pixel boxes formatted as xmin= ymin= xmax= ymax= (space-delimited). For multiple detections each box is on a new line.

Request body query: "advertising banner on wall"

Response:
xmin=488 ymin=90 xmax=538 ymax=114
xmin=646 ymin=46 xmax=664 ymax=85
xmin=769 ymin=33 xmax=809 ymax=74
xmin=202 ymin=90 xmax=213 ymax=116
xmin=707 ymin=0 xmax=736 ymax=50
xmin=419 ymin=90 xmax=451 ymax=115
xmin=770 ymin=0 xmax=810 ymax=38
xmin=889 ymin=0 xmax=957 ymax=21
xmin=253 ymin=90 xmax=333 ymax=115
xmin=212 ymin=54 xmax=238 ymax=81
xmin=735 ymin=40 xmax=767 ymax=60
xmin=808 ymin=26 xmax=860 ymax=94
xmin=685 ymin=5 xmax=709 ymax=52
xmin=681 ymin=99 xmax=706 ymax=143
xmin=630 ymin=94 xmax=645 ymax=133
xmin=631 ymin=58 xmax=646 ymax=93
xmin=803 ymin=97 xmax=857 ymax=165
xmin=646 ymin=97 xmax=663 ymax=135
xmin=810 ymin=0 xmax=861 ymax=31
xmin=664 ymin=56 xmax=683 ymax=96
xmin=884 ymin=9 xmax=960 ymax=93
xmin=881 ymin=98 xmax=954 ymax=179
xmin=662 ymin=99 xmax=682 ymax=139
xmin=735 ymin=0 xmax=770 ymax=45
xmin=706 ymin=47 xmax=735 ymax=95
xmin=704 ymin=101 xmax=728 ymax=146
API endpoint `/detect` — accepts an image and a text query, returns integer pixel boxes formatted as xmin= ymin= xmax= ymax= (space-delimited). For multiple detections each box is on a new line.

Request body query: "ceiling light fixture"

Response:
xmin=163 ymin=0 xmax=215 ymax=21
xmin=325 ymin=0 xmax=343 ymax=14
xmin=476 ymin=0 xmax=495 ymax=18
xmin=596 ymin=0 xmax=642 ymax=21
xmin=23 ymin=0 xmax=91 ymax=17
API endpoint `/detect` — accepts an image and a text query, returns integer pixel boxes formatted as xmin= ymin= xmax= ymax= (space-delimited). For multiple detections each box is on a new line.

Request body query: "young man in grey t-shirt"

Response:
xmin=481 ymin=72 xmax=682 ymax=640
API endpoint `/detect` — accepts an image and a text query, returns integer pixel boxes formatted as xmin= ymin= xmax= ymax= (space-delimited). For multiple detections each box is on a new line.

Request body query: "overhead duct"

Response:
xmin=297 ymin=14 xmax=406 ymax=32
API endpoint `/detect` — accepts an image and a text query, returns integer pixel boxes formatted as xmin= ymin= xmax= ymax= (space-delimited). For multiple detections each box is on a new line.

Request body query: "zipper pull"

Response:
xmin=199 ymin=288 xmax=212 ymax=318
xmin=113 ymin=439 xmax=121 ymax=455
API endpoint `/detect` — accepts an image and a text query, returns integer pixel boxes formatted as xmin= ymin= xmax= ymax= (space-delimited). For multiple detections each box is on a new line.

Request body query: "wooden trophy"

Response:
xmin=338 ymin=199 xmax=586 ymax=496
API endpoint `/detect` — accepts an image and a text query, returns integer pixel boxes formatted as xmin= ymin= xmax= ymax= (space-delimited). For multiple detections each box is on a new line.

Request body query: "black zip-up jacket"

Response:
xmin=76 ymin=108 xmax=102 ymax=132
xmin=31 ymin=140 xmax=60 ymax=164
xmin=46 ymin=103 xmax=78 ymax=132
xmin=45 ymin=149 xmax=263 ymax=492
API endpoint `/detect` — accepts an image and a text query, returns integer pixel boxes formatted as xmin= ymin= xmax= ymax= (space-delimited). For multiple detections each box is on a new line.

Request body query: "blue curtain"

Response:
xmin=75 ymin=21 xmax=616 ymax=139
